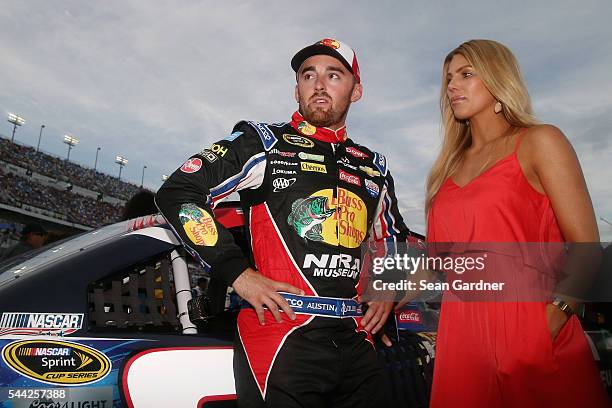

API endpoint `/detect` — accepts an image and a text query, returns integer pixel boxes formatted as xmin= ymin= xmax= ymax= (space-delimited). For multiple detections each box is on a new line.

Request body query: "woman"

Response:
xmin=426 ymin=39 xmax=609 ymax=407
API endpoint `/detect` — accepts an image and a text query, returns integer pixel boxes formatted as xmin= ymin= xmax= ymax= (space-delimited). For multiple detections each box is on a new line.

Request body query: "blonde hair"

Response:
xmin=425 ymin=39 xmax=539 ymax=213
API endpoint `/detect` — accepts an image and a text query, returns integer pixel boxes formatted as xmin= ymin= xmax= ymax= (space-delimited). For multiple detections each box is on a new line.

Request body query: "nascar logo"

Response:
xmin=0 ymin=313 xmax=83 ymax=337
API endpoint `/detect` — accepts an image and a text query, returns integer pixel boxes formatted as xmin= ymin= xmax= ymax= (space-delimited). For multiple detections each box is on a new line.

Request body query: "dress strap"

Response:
xmin=513 ymin=127 xmax=528 ymax=153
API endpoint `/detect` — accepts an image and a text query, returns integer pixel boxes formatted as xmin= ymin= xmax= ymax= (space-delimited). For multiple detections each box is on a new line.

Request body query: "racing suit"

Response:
xmin=156 ymin=111 xmax=410 ymax=407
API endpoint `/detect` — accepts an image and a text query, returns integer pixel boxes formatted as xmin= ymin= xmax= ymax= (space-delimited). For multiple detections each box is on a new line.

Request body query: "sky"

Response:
xmin=0 ymin=0 xmax=610 ymax=239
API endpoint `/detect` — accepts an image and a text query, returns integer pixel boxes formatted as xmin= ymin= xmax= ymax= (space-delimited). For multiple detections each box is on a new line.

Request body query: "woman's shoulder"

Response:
xmin=522 ymin=124 xmax=573 ymax=154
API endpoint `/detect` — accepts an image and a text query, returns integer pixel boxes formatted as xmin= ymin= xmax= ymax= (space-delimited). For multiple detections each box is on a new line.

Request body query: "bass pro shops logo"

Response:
xmin=179 ymin=203 xmax=218 ymax=246
xmin=288 ymin=188 xmax=367 ymax=248
xmin=2 ymin=340 xmax=111 ymax=385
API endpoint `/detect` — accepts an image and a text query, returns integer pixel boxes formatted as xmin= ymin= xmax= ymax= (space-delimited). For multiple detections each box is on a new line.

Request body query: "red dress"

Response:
xmin=427 ymin=134 xmax=610 ymax=407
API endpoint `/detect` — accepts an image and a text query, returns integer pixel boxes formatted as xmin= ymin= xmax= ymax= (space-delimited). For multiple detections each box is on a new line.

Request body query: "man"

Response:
xmin=156 ymin=38 xmax=410 ymax=407
xmin=0 ymin=223 xmax=47 ymax=261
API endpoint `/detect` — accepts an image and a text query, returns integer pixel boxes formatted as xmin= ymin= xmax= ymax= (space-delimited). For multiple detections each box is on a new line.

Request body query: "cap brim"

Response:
xmin=291 ymin=43 xmax=353 ymax=74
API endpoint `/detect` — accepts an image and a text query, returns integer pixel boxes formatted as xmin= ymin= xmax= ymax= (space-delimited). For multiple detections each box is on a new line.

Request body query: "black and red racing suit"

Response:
xmin=156 ymin=111 xmax=410 ymax=407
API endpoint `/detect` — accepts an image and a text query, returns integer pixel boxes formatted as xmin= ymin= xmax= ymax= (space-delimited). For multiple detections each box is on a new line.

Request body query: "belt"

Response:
xmin=242 ymin=292 xmax=363 ymax=318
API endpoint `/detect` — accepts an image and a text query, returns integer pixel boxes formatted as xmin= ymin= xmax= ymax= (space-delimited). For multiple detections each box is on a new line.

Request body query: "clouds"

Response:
xmin=0 ymin=1 xmax=610 ymax=239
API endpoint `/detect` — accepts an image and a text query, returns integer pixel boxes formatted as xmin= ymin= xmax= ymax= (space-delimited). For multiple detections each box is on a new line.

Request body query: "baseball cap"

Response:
xmin=291 ymin=38 xmax=361 ymax=83
xmin=21 ymin=223 xmax=47 ymax=236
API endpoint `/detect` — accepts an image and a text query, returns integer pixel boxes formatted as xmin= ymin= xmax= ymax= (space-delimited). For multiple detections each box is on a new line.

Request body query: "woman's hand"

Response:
xmin=545 ymin=303 xmax=570 ymax=342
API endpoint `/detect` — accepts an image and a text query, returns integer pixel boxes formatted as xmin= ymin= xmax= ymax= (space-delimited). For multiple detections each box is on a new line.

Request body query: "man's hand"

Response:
xmin=360 ymin=300 xmax=394 ymax=346
xmin=232 ymin=268 xmax=304 ymax=325
xmin=545 ymin=303 xmax=570 ymax=342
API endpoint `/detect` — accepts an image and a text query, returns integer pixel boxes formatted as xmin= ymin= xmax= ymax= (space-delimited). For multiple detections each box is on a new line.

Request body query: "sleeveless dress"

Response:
xmin=427 ymin=134 xmax=610 ymax=407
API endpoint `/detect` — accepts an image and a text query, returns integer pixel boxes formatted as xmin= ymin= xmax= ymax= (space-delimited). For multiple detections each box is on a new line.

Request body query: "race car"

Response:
xmin=0 ymin=204 xmax=436 ymax=408
xmin=1 ymin=204 xmax=610 ymax=407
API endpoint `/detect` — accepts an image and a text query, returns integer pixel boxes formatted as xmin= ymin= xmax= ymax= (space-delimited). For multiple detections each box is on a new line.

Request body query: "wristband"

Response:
xmin=551 ymin=297 xmax=574 ymax=317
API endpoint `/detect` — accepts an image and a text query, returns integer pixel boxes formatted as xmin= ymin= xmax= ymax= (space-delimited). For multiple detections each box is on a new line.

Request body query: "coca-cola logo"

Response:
xmin=180 ymin=158 xmax=202 ymax=174
xmin=398 ymin=311 xmax=421 ymax=323
xmin=345 ymin=147 xmax=368 ymax=159
xmin=339 ymin=169 xmax=361 ymax=186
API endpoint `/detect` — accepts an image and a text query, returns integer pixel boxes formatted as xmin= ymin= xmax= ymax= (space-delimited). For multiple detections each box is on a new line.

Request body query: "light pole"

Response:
xmin=94 ymin=147 xmax=101 ymax=171
xmin=63 ymin=135 xmax=79 ymax=161
xmin=140 ymin=165 xmax=147 ymax=187
xmin=115 ymin=155 xmax=128 ymax=180
xmin=36 ymin=124 xmax=45 ymax=152
xmin=7 ymin=113 xmax=25 ymax=143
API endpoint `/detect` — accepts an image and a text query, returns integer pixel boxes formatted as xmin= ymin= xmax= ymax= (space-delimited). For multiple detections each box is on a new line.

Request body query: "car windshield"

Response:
xmin=0 ymin=217 xmax=159 ymax=288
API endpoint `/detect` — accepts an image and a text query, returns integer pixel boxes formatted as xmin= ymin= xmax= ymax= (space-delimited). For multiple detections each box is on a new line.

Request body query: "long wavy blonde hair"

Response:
xmin=425 ymin=39 xmax=539 ymax=214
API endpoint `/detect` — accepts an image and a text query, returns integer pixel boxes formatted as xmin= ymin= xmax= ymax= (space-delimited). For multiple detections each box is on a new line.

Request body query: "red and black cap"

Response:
xmin=291 ymin=38 xmax=361 ymax=83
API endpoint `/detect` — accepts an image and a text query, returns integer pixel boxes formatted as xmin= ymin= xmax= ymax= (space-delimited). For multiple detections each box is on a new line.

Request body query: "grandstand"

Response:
xmin=0 ymin=135 xmax=153 ymax=249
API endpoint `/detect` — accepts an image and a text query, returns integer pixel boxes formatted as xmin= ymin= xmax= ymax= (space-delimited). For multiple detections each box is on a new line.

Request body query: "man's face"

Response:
xmin=294 ymin=54 xmax=362 ymax=130
xmin=26 ymin=232 xmax=46 ymax=249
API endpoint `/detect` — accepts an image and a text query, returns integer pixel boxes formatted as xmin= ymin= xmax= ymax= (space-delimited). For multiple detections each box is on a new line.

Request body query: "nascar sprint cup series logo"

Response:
xmin=288 ymin=188 xmax=367 ymax=248
xmin=2 ymin=340 xmax=111 ymax=385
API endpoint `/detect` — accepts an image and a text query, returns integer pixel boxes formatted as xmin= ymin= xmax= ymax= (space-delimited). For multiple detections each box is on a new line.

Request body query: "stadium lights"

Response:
xmin=63 ymin=134 xmax=79 ymax=161
xmin=94 ymin=147 xmax=101 ymax=171
xmin=115 ymin=155 xmax=128 ymax=180
xmin=141 ymin=165 xmax=147 ymax=187
xmin=7 ymin=113 xmax=25 ymax=143
xmin=161 ymin=174 xmax=169 ymax=181
xmin=36 ymin=124 xmax=45 ymax=152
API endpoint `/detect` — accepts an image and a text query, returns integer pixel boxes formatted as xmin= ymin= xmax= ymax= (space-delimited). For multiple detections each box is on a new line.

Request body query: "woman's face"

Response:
xmin=445 ymin=53 xmax=496 ymax=121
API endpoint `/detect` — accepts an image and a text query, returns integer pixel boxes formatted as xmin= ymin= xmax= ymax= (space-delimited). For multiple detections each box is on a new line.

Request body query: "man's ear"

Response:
xmin=294 ymin=84 xmax=299 ymax=104
xmin=351 ymin=83 xmax=363 ymax=103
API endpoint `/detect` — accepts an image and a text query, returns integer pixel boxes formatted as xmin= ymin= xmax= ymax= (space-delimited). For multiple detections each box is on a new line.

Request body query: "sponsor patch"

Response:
xmin=339 ymin=169 xmax=361 ymax=186
xmin=224 ymin=131 xmax=243 ymax=141
xmin=283 ymin=134 xmax=314 ymax=148
xmin=288 ymin=188 xmax=367 ymax=248
xmin=272 ymin=168 xmax=297 ymax=175
xmin=297 ymin=121 xmax=316 ymax=136
xmin=298 ymin=152 xmax=324 ymax=162
xmin=397 ymin=310 xmax=422 ymax=324
xmin=359 ymin=165 xmax=381 ymax=177
xmin=272 ymin=177 xmax=296 ymax=192
xmin=365 ymin=179 xmax=380 ymax=198
xmin=345 ymin=146 xmax=368 ymax=159
xmin=180 ymin=158 xmax=202 ymax=174
xmin=372 ymin=152 xmax=388 ymax=176
xmin=2 ymin=340 xmax=111 ymax=386
xmin=338 ymin=156 xmax=358 ymax=171
xmin=301 ymin=162 xmax=327 ymax=173
xmin=199 ymin=149 xmax=218 ymax=163
xmin=270 ymin=160 xmax=298 ymax=167
xmin=0 ymin=313 xmax=83 ymax=337
xmin=248 ymin=121 xmax=277 ymax=151
xmin=270 ymin=148 xmax=297 ymax=158
xmin=319 ymin=38 xmax=341 ymax=49
xmin=210 ymin=144 xmax=228 ymax=157
xmin=179 ymin=203 xmax=218 ymax=246
xmin=303 ymin=253 xmax=361 ymax=280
